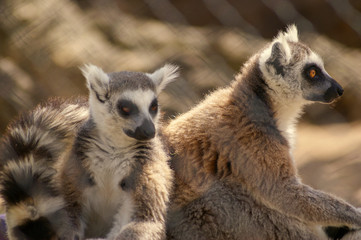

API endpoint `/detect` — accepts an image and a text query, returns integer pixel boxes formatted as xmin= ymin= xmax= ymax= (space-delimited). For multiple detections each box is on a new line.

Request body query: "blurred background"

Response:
xmin=0 ymin=0 xmax=361 ymax=205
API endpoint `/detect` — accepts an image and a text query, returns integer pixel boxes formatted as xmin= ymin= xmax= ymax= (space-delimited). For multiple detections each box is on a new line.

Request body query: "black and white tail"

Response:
xmin=0 ymin=97 xmax=88 ymax=240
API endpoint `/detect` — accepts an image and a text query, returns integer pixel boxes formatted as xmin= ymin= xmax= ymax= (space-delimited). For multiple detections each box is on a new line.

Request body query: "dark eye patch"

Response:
xmin=149 ymin=98 xmax=158 ymax=115
xmin=117 ymin=99 xmax=139 ymax=117
xmin=303 ymin=64 xmax=324 ymax=83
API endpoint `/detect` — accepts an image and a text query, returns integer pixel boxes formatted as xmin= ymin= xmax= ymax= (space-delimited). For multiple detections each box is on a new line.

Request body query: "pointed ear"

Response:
xmin=81 ymin=64 xmax=110 ymax=103
xmin=265 ymin=41 xmax=290 ymax=76
xmin=259 ymin=25 xmax=297 ymax=79
xmin=275 ymin=24 xmax=298 ymax=43
xmin=146 ymin=64 xmax=179 ymax=94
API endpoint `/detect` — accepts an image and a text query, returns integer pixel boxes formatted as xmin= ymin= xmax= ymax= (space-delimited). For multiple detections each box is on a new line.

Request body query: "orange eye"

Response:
xmin=309 ymin=69 xmax=316 ymax=78
xmin=149 ymin=99 xmax=158 ymax=113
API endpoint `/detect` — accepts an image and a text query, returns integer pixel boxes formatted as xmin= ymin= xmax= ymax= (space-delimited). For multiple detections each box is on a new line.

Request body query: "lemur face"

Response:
xmin=300 ymin=54 xmax=343 ymax=103
xmin=115 ymin=89 xmax=158 ymax=141
xmin=81 ymin=64 xmax=178 ymax=142
xmin=259 ymin=25 xmax=343 ymax=104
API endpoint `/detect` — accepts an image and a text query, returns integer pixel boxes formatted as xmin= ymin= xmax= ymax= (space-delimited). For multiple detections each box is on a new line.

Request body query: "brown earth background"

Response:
xmin=1 ymin=0 xmax=361 ymax=210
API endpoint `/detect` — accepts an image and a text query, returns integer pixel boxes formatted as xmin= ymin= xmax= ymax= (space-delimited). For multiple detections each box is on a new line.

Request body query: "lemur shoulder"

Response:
xmin=58 ymin=64 xmax=177 ymax=240
xmin=163 ymin=25 xmax=361 ymax=240
xmin=0 ymin=64 xmax=178 ymax=240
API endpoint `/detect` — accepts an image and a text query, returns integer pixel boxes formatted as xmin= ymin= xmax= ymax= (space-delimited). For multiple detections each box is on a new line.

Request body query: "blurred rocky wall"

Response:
xmin=1 ymin=0 xmax=361 ymax=133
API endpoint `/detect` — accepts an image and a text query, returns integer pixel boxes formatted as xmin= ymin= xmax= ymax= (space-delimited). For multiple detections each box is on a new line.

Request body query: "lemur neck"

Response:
xmin=269 ymin=94 xmax=305 ymax=149
xmin=235 ymin=72 xmax=304 ymax=149
xmin=234 ymin=57 xmax=306 ymax=151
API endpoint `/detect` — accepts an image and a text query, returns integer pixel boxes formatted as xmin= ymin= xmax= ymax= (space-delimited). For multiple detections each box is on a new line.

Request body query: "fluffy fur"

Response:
xmin=162 ymin=25 xmax=359 ymax=240
xmin=56 ymin=64 xmax=177 ymax=239
xmin=0 ymin=64 xmax=177 ymax=240
xmin=146 ymin=64 xmax=179 ymax=94
xmin=0 ymin=98 xmax=88 ymax=240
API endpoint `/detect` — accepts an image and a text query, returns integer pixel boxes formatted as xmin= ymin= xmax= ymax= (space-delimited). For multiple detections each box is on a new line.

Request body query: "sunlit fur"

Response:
xmin=0 ymin=98 xmax=88 ymax=240
xmin=163 ymin=26 xmax=356 ymax=240
xmin=0 ymin=64 xmax=177 ymax=240
xmin=258 ymin=24 xmax=341 ymax=148
xmin=146 ymin=64 xmax=179 ymax=94
xmin=55 ymin=64 xmax=177 ymax=239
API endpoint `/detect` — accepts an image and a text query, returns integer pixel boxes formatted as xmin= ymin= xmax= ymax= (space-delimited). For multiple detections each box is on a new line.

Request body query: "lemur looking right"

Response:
xmin=163 ymin=25 xmax=361 ymax=240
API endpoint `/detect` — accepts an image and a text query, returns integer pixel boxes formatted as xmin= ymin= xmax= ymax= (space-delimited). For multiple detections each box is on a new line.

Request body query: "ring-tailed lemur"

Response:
xmin=0 ymin=64 xmax=178 ymax=240
xmin=58 ymin=64 xmax=177 ymax=240
xmin=163 ymin=25 xmax=361 ymax=240
xmin=0 ymin=98 xmax=88 ymax=240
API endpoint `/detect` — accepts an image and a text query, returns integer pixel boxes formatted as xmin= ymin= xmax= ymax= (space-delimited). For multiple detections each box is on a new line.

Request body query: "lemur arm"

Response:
xmin=59 ymin=154 xmax=87 ymax=240
xmin=231 ymin=132 xmax=361 ymax=229
xmin=107 ymin=160 xmax=171 ymax=240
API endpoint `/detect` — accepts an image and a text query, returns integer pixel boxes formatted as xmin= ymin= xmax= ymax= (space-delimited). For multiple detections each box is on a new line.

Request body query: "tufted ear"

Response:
xmin=265 ymin=41 xmax=290 ymax=77
xmin=146 ymin=64 xmax=179 ymax=94
xmin=262 ymin=25 xmax=300 ymax=77
xmin=275 ymin=24 xmax=298 ymax=43
xmin=81 ymin=64 xmax=110 ymax=103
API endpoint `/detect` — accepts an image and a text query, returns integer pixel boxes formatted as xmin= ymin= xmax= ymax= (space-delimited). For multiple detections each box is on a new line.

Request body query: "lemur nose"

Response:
xmin=337 ymin=86 xmax=344 ymax=97
xmin=135 ymin=119 xmax=155 ymax=140
xmin=331 ymin=78 xmax=343 ymax=97
xmin=141 ymin=121 xmax=155 ymax=139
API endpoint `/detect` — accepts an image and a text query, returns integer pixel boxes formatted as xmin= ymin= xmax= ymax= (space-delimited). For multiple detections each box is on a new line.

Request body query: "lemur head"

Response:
xmin=81 ymin=64 xmax=178 ymax=142
xmin=259 ymin=25 xmax=343 ymax=104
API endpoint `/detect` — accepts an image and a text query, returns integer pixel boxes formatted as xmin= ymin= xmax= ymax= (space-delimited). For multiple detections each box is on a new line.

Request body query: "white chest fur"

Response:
xmin=82 ymin=150 xmax=134 ymax=238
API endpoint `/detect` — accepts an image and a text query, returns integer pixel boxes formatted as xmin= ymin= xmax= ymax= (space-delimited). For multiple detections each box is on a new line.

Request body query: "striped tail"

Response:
xmin=0 ymin=97 xmax=88 ymax=240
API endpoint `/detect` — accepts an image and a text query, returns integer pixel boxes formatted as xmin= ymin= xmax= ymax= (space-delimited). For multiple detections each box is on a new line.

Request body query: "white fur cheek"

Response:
xmin=89 ymin=95 xmax=115 ymax=131
xmin=89 ymin=95 xmax=142 ymax=146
